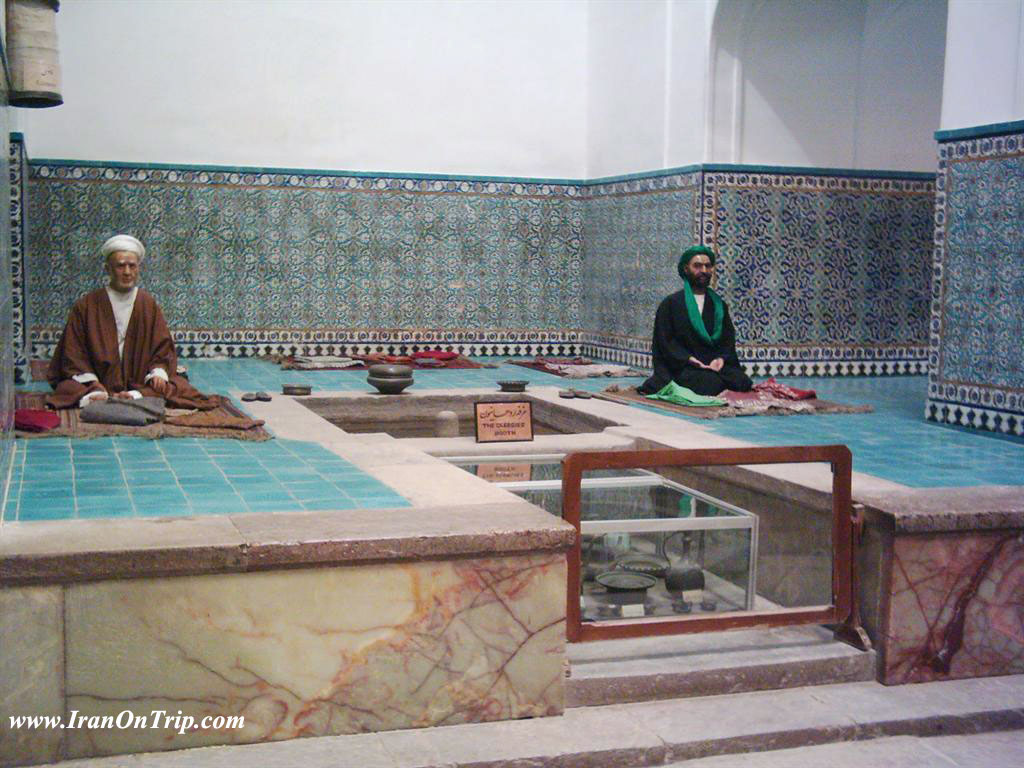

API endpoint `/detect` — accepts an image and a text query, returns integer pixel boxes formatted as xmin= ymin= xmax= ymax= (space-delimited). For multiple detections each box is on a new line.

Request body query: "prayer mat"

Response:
xmin=596 ymin=384 xmax=873 ymax=420
xmin=509 ymin=357 xmax=645 ymax=378
xmin=278 ymin=353 xmax=484 ymax=370
xmin=14 ymin=392 xmax=271 ymax=441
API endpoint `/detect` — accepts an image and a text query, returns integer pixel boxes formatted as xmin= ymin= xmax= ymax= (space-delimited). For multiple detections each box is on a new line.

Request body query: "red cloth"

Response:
xmin=15 ymin=409 xmax=61 ymax=432
xmin=411 ymin=350 xmax=459 ymax=361
xmin=752 ymin=378 xmax=816 ymax=400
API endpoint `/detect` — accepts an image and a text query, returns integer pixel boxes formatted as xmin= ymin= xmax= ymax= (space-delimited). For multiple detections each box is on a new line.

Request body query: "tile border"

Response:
xmin=30 ymin=327 xmax=584 ymax=360
xmin=9 ymin=134 xmax=28 ymax=384
xmin=926 ymin=127 xmax=1024 ymax=435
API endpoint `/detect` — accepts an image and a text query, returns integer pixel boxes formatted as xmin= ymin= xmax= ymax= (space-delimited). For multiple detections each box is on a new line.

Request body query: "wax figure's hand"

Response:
xmin=149 ymin=376 xmax=169 ymax=395
xmin=112 ymin=390 xmax=134 ymax=400
xmin=709 ymin=358 xmax=724 ymax=372
xmin=91 ymin=389 xmax=109 ymax=402
xmin=688 ymin=356 xmax=711 ymax=369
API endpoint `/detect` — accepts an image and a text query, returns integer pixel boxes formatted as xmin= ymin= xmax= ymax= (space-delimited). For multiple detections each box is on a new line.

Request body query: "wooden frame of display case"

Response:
xmin=562 ymin=445 xmax=865 ymax=647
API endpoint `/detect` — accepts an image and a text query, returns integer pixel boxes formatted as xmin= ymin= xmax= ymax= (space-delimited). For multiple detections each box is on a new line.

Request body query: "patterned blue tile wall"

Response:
xmin=27 ymin=164 xmax=584 ymax=358
xmin=9 ymin=134 xmax=28 ymax=385
xmin=581 ymin=168 xmax=935 ymax=376
xmin=0 ymin=103 xmax=13 ymax=520
xmin=22 ymin=157 xmax=935 ymax=380
xmin=927 ymin=122 xmax=1024 ymax=435
xmin=580 ymin=170 xmax=702 ymax=362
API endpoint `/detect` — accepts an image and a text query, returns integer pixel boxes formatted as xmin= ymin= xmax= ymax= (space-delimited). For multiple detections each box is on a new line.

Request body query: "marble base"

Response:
xmin=858 ymin=488 xmax=1024 ymax=685
xmin=0 ymin=586 xmax=63 ymax=766
xmin=1 ymin=553 xmax=566 ymax=765
xmin=881 ymin=530 xmax=1023 ymax=684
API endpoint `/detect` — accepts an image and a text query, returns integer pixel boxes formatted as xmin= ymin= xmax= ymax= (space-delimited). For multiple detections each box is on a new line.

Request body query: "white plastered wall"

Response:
xmin=585 ymin=0 xmax=713 ymax=178
xmin=708 ymin=0 xmax=946 ymax=171
xmin=16 ymin=0 xmax=951 ymax=177
xmin=940 ymin=0 xmax=1024 ymax=129
xmin=15 ymin=0 xmax=588 ymax=178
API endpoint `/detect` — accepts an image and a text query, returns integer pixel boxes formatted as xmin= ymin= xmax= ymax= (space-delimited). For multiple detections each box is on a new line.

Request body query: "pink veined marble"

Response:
xmin=883 ymin=530 xmax=1024 ymax=684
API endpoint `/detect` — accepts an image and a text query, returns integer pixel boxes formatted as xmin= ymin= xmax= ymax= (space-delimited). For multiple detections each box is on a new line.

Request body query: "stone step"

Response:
xmin=37 ymin=674 xmax=1024 ymax=768
xmin=665 ymin=731 xmax=1024 ymax=768
xmin=567 ymin=625 xmax=876 ymax=707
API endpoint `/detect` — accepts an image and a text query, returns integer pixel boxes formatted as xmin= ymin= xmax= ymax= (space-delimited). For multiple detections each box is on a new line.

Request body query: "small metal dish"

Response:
xmin=595 ymin=570 xmax=657 ymax=592
xmin=613 ymin=554 xmax=670 ymax=579
xmin=282 ymin=384 xmax=312 ymax=396
xmin=497 ymin=380 xmax=528 ymax=392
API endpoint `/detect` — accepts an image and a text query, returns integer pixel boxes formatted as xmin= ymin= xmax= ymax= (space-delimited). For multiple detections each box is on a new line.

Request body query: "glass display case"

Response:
xmin=449 ymin=455 xmax=758 ymax=622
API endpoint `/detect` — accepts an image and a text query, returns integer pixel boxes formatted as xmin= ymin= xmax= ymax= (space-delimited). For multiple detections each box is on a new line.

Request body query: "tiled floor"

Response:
xmin=8 ymin=360 xmax=1022 ymax=525
xmin=697 ymin=376 xmax=1024 ymax=488
xmin=4 ymin=436 xmax=408 ymax=522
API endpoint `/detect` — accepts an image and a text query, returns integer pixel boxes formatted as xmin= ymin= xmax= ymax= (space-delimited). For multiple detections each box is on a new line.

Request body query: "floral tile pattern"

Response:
xmin=27 ymin=163 xmax=584 ymax=355
xmin=927 ymin=126 xmax=1024 ymax=435
xmin=9 ymin=135 xmax=28 ymax=385
xmin=705 ymin=172 xmax=934 ymax=351
xmin=581 ymin=171 xmax=702 ymax=342
xmin=24 ymin=161 xmax=935 ymax=380
xmin=580 ymin=169 xmax=934 ymax=375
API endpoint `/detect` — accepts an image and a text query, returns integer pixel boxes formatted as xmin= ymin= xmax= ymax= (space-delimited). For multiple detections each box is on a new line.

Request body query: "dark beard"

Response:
xmin=687 ymin=273 xmax=710 ymax=291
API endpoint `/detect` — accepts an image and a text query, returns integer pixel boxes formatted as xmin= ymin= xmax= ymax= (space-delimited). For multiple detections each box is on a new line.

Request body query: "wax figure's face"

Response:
xmin=683 ymin=254 xmax=714 ymax=291
xmin=106 ymin=250 xmax=140 ymax=293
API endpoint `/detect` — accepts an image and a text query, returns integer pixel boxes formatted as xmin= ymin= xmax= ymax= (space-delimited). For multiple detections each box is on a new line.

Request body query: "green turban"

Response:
xmin=678 ymin=245 xmax=716 ymax=280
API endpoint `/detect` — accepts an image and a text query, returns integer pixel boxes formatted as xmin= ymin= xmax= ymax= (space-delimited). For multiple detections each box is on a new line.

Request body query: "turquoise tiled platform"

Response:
xmin=5 ymin=437 xmax=409 ymax=522
xmin=9 ymin=360 xmax=1022 ymax=524
xmin=181 ymin=360 xmax=1024 ymax=487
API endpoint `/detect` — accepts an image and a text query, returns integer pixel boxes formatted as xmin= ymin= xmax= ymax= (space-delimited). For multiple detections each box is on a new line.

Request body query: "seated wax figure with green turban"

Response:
xmin=638 ymin=245 xmax=753 ymax=397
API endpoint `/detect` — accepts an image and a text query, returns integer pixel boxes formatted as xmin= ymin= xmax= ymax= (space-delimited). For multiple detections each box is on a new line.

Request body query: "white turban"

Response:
xmin=99 ymin=234 xmax=145 ymax=261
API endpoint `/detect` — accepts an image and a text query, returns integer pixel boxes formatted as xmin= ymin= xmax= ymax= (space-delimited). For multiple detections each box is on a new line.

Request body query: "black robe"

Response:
xmin=638 ymin=288 xmax=752 ymax=396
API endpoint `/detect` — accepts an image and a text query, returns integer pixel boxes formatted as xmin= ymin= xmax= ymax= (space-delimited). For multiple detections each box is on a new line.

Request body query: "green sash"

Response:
xmin=683 ymin=280 xmax=723 ymax=345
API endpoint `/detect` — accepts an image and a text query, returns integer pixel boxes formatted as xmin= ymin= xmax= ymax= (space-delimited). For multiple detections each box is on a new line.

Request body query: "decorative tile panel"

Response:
xmin=9 ymin=136 xmax=27 ymax=386
xmin=0 ymin=115 xmax=12 ymax=524
xmin=703 ymin=171 xmax=934 ymax=362
xmin=25 ymin=158 xmax=936 ymax=380
xmin=27 ymin=162 xmax=584 ymax=357
xmin=580 ymin=171 xmax=702 ymax=342
xmin=927 ymin=126 xmax=1024 ymax=435
xmin=580 ymin=168 xmax=934 ymax=376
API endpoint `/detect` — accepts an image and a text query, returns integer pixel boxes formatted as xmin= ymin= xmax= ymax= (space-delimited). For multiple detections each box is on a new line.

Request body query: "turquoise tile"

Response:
xmin=355 ymin=497 xmax=408 ymax=508
xmin=78 ymin=504 xmax=135 ymax=519
xmin=136 ymin=506 xmax=195 ymax=518
xmin=243 ymin=499 xmax=299 ymax=512
xmin=131 ymin=489 xmax=187 ymax=504
xmin=301 ymin=499 xmax=356 ymax=510
xmin=19 ymin=506 xmax=73 ymax=522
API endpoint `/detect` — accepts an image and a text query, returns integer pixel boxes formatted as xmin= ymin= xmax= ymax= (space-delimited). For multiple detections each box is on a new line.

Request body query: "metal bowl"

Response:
xmin=613 ymin=554 xmax=670 ymax=579
xmin=595 ymin=570 xmax=657 ymax=592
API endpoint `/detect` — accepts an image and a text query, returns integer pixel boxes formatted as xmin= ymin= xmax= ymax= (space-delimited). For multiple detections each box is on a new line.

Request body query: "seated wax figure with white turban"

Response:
xmin=638 ymin=245 xmax=754 ymax=397
xmin=46 ymin=235 xmax=217 ymax=410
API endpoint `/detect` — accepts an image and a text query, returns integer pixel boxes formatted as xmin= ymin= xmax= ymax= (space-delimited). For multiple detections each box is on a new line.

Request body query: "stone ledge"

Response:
xmin=856 ymin=486 xmax=1024 ymax=533
xmin=0 ymin=502 xmax=575 ymax=587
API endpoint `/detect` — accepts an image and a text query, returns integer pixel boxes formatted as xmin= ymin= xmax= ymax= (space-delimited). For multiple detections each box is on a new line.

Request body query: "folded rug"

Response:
xmin=597 ymin=384 xmax=872 ymax=419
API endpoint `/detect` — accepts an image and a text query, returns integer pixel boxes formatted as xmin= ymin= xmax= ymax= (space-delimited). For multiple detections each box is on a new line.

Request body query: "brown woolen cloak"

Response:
xmin=46 ymin=288 xmax=217 ymax=410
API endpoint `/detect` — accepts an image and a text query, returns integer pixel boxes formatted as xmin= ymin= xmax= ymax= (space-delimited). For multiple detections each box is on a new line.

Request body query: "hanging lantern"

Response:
xmin=6 ymin=0 xmax=62 ymax=108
